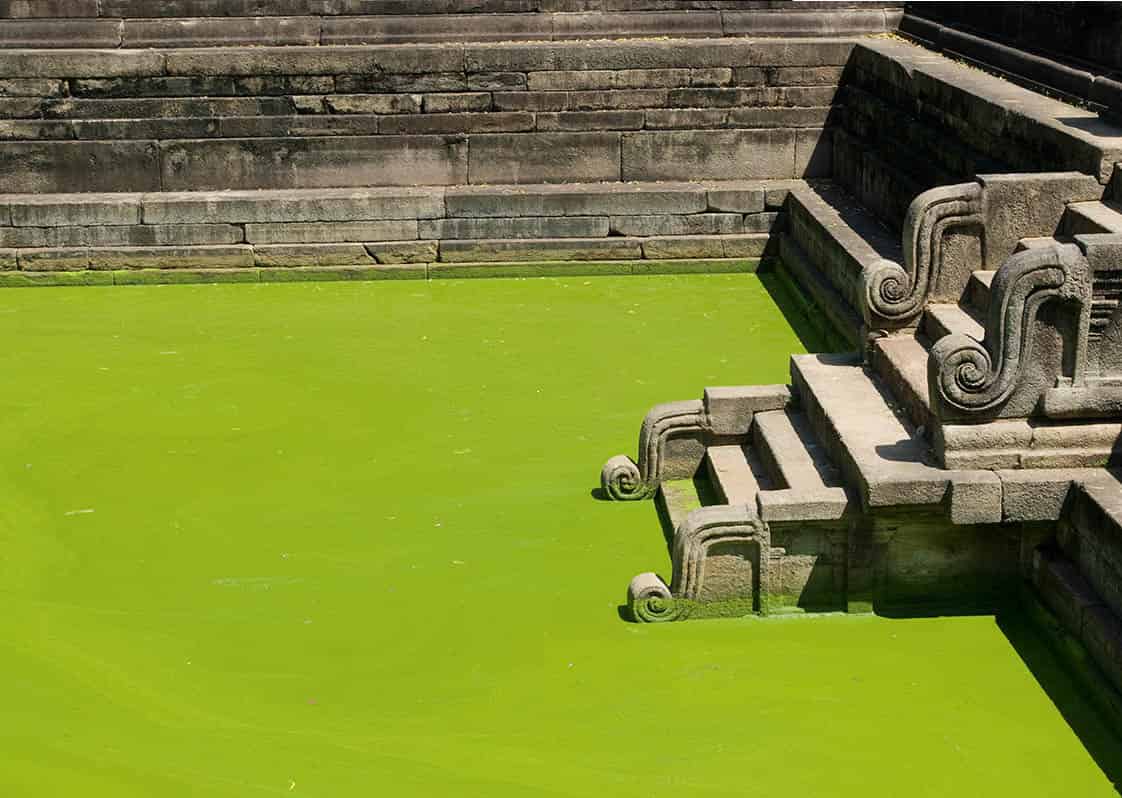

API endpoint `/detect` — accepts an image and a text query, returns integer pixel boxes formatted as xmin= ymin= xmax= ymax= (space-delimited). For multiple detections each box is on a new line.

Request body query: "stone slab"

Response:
xmin=244 ymin=220 xmax=418 ymax=244
xmin=467 ymin=132 xmax=621 ymax=184
xmin=445 ymin=183 xmax=707 ymax=218
xmin=622 ymin=130 xmax=796 ymax=181
xmin=420 ymin=216 xmax=608 ymax=240
xmin=143 ymin=188 xmax=444 ymax=225
xmin=88 ymin=245 xmax=254 ymax=270
xmin=254 ymin=243 xmax=375 ymax=268
xmin=160 ymin=136 xmax=468 ymax=191
xmin=438 ymin=237 xmax=640 ymax=262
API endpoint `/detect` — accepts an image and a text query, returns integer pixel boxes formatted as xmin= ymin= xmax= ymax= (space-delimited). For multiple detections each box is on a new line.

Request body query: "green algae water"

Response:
xmin=0 ymin=274 xmax=1118 ymax=796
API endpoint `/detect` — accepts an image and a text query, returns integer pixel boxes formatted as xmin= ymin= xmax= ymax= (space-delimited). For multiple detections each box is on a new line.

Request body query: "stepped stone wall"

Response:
xmin=0 ymin=39 xmax=855 ymax=193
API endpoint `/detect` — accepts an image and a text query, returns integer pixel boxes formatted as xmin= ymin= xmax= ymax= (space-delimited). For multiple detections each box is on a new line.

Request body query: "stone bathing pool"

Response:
xmin=0 ymin=273 xmax=1119 ymax=795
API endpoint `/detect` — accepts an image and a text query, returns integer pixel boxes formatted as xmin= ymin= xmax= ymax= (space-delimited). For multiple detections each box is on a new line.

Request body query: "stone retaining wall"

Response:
xmin=0 ymin=39 xmax=853 ymax=192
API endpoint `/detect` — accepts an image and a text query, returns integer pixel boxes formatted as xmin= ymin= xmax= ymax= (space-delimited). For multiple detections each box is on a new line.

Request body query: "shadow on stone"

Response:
xmin=758 ymin=266 xmax=849 ymax=354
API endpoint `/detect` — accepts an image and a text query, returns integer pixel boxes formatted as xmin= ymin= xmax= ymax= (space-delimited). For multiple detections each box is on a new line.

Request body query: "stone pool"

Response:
xmin=0 ymin=274 xmax=1117 ymax=795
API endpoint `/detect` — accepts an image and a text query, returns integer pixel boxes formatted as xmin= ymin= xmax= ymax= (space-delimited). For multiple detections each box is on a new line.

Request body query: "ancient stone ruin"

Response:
xmin=0 ymin=0 xmax=1119 ymax=719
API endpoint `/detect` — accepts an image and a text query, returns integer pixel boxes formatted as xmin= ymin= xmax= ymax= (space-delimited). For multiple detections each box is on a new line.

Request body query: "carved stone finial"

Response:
xmin=599 ymin=400 xmax=707 ymax=501
xmin=626 ymin=572 xmax=686 ymax=622
xmin=929 ymin=242 xmax=1092 ymax=417
xmin=863 ymin=182 xmax=984 ymax=331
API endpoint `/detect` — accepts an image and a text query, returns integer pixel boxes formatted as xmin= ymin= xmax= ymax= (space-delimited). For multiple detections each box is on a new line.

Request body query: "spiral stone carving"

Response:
xmin=863 ymin=182 xmax=984 ymax=331
xmin=928 ymin=242 xmax=1092 ymax=417
xmin=627 ymin=572 xmax=687 ymax=623
xmin=599 ymin=400 xmax=707 ymax=501
xmin=601 ymin=455 xmax=651 ymax=501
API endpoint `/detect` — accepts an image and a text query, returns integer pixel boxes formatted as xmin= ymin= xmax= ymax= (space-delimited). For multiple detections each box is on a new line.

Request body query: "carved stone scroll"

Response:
xmin=928 ymin=242 xmax=1092 ymax=418
xmin=862 ymin=181 xmax=984 ymax=331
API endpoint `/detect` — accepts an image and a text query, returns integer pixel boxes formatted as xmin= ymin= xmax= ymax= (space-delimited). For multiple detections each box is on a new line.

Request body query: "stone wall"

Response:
xmin=0 ymin=39 xmax=853 ymax=192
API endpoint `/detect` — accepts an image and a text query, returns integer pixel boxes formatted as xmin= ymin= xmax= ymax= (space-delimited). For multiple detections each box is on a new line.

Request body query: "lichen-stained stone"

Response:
xmin=534 ymin=110 xmax=644 ymax=132
xmin=166 ymin=45 xmax=466 ymax=77
xmin=321 ymin=12 xmax=551 ymax=45
xmin=641 ymin=234 xmax=768 ymax=260
xmin=0 ymin=18 xmax=123 ymax=48
xmin=122 ymin=16 xmax=320 ymax=48
xmin=379 ymin=111 xmax=533 ymax=135
xmin=0 ymin=49 xmax=163 ymax=78
xmin=622 ymin=130 xmax=796 ymax=181
xmin=445 ymin=182 xmax=706 ymax=218
xmin=422 ymin=92 xmax=491 ymax=114
xmin=159 ymin=136 xmax=468 ymax=190
xmin=438 ymin=237 xmax=640 ymax=262
xmin=467 ymin=132 xmax=621 ymax=184
xmin=0 ymin=141 xmax=160 ymax=193
xmin=7 ymin=193 xmax=141 ymax=227
xmin=254 ymin=243 xmax=375 ymax=268
xmin=609 ymin=213 xmax=744 ymax=237
xmin=85 ymin=224 xmax=245 ymax=247
xmin=324 ymin=94 xmax=421 ymax=115
xmin=706 ymin=185 xmax=766 ymax=214
xmin=142 ymin=187 xmax=443 ymax=225
xmin=419 ymin=216 xmax=607 ymax=240
xmin=17 ymin=247 xmax=89 ymax=271
xmin=245 ymin=220 xmax=418 ymax=244
xmin=526 ymin=69 xmax=690 ymax=92
xmin=366 ymin=240 xmax=437 ymax=264
xmin=88 ymin=245 xmax=254 ymax=270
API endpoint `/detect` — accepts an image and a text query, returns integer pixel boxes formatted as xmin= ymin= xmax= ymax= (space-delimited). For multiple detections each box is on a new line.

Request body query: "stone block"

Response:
xmin=0 ymin=141 xmax=160 ymax=193
xmin=641 ymin=234 xmax=768 ymax=260
xmin=526 ymin=69 xmax=690 ymax=92
xmin=166 ymin=45 xmax=466 ymax=77
xmin=1081 ymin=605 xmax=1122 ymax=694
xmin=0 ymin=270 xmax=111 ymax=287
xmin=159 ymin=136 xmax=468 ymax=191
xmin=535 ymin=110 xmax=644 ymax=131
xmin=260 ymin=264 xmax=426 ymax=282
xmin=0 ymin=78 xmax=63 ymax=96
xmin=1034 ymin=549 xmax=1103 ymax=634
xmin=113 ymin=268 xmax=261 ymax=286
xmin=0 ymin=0 xmax=99 ymax=16
xmin=731 ymin=67 xmax=768 ymax=86
xmin=770 ymin=66 xmax=846 ymax=86
xmin=948 ymin=471 xmax=1003 ymax=526
xmin=0 ymin=18 xmax=121 ymax=48
xmin=320 ymin=13 xmax=550 ymax=44
xmin=0 ymin=49 xmax=163 ymax=78
xmin=143 ymin=188 xmax=443 ymax=225
xmin=743 ymin=212 xmax=781 ymax=233
xmin=643 ymin=109 xmax=729 ymax=130
xmin=722 ymin=9 xmax=891 ymax=36
xmin=999 ymin=469 xmax=1081 ymax=522
xmin=18 ymin=247 xmax=88 ymax=271
xmin=491 ymin=91 xmax=569 ymax=112
xmin=467 ymin=72 xmax=526 ymax=91
xmin=1075 ymin=233 xmax=1122 ymax=270
xmin=336 ymin=72 xmax=468 ymax=94
xmin=325 ymin=94 xmax=421 ymax=115
xmin=465 ymin=39 xmax=857 ymax=73
xmin=566 ymin=89 xmax=668 ymax=110
xmin=245 ymin=220 xmax=418 ymax=244
xmin=706 ymin=185 xmax=765 ymax=214
xmin=122 ymin=17 xmax=320 ymax=48
xmin=254 ymin=243 xmax=375 ymax=268
xmin=366 ymin=240 xmax=437 ymax=264
xmin=422 ymin=93 xmax=491 ymax=114
xmin=8 ymin=194 xmax=140 ymax=227
xmin=467 ymin=132 xmax=620 ymax=184
xmin=622 ymin=130 xmax=796 ymax=181
xmin=445 ymin=183 xmax=706 ymax=218
xmin=690 ymin=68 xmax=733 ymax=87
xmin=429 ymin=260 xmax=633 ymax=279
xmin=438 ymin=237 xmax=641 ymax=263
xmin=88 ymin=245 xmax=255 ymax=271
xmin=87 ymin=224 xmax=245 ymax=247
xmin=379 ymin=111 xmax=534 ymax=135
xmin=703 ymin=384 xmax=790 ymax=436
xmin=551 ymin=11 xmax=722 ymax=39
xmin=728 ymin=106 xmax=835 ymax=128
xmin=0 ymin=226 xmax=85 ymax=248
xmin=609 ymin=213 xmax=745 ymax=237
xmin=419 ymin=217 xmax=608 ymax=240
xmin=979 ymin=172 xmax=1105 ymax=267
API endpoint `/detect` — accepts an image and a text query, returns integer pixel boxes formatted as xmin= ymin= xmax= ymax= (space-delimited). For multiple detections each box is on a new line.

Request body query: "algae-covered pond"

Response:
xmin=0 ymin=274 xmax=1118 ymax=796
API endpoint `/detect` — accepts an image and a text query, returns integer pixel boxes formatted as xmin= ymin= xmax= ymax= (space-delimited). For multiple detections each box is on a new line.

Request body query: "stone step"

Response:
xmin=656 ymin=477 xmax=704 ymax=536
xmin=790 ymin=352 xmax=1000 ymax=523
xmin=785 ymin=179 xmax=903 ymax=329
xmin=966 ymin=268 xmax=994 ymax=314
xmin=869 ymin=332 xmax=932 ymax=432
xmin=752 ymin=408 xmax=842 ymax=490
xmin=0 ymin=8 xmax=897 ymax=48
xmin=704 ymin=445 xmax=760 ymax=507
xmin=1064 ymin=200 xmax=1122 ymax=236
xmin=921 ymin=301 xmax=984 ymax=342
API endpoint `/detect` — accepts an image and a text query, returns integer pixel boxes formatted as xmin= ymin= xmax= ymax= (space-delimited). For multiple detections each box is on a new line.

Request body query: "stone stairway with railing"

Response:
xmin=606 ymin=163 xmax=1122 ymax=707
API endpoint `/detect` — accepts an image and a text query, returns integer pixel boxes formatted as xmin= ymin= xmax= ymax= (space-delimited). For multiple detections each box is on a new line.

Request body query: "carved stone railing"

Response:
xmin=928 ymin=242 xmax=1092 ymax=420
xmin=600 ymin=385 xmax=789 ymax=501
xmin=626 ymin=504 xmax=770 ymax=622
xmin=862 ymin=182 xmax=984 ymax=331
